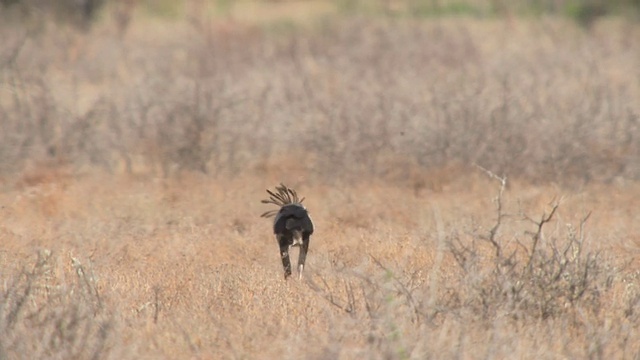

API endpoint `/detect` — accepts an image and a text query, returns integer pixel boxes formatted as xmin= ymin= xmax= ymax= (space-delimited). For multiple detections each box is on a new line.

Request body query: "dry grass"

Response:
xmin=1 ymin=4 xmax=640 ymax=359
xmin=1 ymin=171 xmax=640 ymax=359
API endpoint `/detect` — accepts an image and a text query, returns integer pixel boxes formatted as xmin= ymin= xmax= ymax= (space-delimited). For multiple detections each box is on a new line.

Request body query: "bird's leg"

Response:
xmin=297 ymin=234 xmax=310 ymax=280
xmin=277 ymin=234 xmax=292 ymax=279
xmin=280 ymin=245 xmax=292 ymax=279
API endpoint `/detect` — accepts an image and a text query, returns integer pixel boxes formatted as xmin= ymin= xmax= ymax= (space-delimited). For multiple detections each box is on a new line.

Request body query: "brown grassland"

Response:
xmin=1 ymin=1 xmax=640 ymax=359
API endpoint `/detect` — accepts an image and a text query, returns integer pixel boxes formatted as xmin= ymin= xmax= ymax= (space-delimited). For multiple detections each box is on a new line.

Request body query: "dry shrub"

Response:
xmin=446 ymin=174 xmax=611 ymax=322
xmin=0 ymin=251 xmax=112 ymax=359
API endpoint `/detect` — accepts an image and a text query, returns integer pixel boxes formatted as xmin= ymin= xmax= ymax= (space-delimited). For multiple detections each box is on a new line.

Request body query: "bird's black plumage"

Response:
xmin=274 ymin=204 xmax=314 ymax=239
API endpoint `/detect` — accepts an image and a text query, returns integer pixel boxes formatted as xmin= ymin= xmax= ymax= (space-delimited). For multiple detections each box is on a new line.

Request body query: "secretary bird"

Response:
xmin=261 ymin=184 xmax=314 ymax=280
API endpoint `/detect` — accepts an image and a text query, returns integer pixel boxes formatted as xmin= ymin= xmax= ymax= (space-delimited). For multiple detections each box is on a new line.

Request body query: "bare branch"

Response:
xmin=524 ymin=200 xmax=561 ymax=272
xmin=474 ymin=163 xmax=507 ymax=258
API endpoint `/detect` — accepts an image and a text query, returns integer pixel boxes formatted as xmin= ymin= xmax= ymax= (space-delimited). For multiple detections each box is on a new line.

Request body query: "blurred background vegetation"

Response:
xmin=1 ymin=0 xmax=639 ymax=187
xmin=2 ymin=0 xmax=640 ymax=26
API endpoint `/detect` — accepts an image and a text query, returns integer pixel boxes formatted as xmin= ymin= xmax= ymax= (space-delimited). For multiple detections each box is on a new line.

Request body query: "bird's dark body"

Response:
xmin=261 ymin=185 xmax=314 ymax=279
xmin=273 ymin=204 xmax=314 ymax=278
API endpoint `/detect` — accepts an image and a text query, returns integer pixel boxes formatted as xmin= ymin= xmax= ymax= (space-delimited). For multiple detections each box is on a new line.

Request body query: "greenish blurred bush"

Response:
xmin=0 ymin=0 xmax=106 ymax=29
